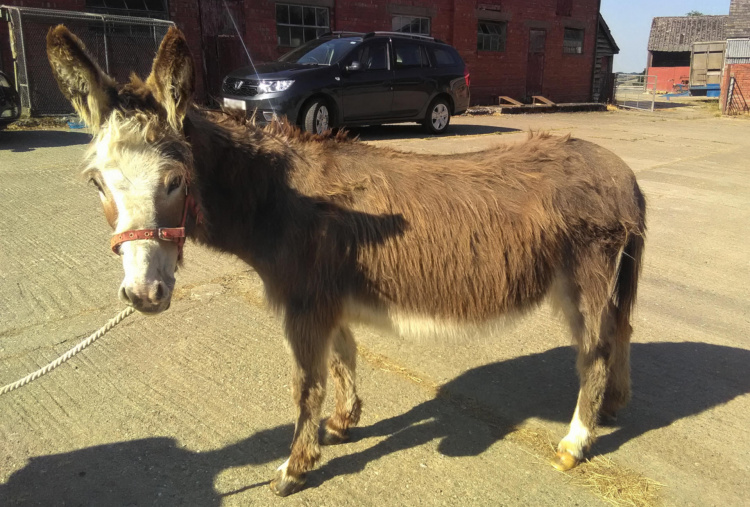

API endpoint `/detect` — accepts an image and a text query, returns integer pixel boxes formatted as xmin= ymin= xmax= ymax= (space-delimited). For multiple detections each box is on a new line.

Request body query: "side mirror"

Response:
xmin=345 ymin=61 xmax=362 ymax=72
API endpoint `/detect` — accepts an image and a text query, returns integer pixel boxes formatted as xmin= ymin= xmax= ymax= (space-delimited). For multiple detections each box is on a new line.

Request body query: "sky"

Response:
xmin=600 ymin=0 xmax=731 ymax=72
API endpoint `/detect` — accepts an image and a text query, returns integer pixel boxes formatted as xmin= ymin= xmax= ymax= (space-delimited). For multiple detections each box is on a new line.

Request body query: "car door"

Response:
xmin=390 ymin=40 xmax=433 ymax=118
xmin=340 ymin=40 xmax=394 ymax=122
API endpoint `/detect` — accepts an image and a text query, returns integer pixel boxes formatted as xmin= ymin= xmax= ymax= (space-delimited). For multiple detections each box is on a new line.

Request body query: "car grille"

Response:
xmin=223 ymin=77 xmax=258 ymax=97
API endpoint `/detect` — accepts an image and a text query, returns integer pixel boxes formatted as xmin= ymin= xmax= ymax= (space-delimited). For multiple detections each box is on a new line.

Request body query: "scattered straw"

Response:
xmin=567 ymin=455 xmax=663 ymax=507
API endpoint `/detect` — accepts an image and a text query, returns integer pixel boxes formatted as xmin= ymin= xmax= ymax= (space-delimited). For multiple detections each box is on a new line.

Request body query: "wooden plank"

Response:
xmin=498 ymin=96 xmax=523 ymax=106
xmin=532 ymin=96 xmax=556 ymax=106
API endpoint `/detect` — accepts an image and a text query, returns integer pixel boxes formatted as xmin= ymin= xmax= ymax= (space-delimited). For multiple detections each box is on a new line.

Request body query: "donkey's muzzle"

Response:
xmin=119 ymin=281 xmax=171 ymax=314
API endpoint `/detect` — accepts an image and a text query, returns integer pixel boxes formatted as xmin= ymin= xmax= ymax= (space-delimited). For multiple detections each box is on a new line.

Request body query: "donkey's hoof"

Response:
xmin=270 ymin=471 xmax=307 ymax=497
xmin=322 ymin=427 xmax=350 ymax=446
xmin=551 ymin=451 xmax=579 ymax=471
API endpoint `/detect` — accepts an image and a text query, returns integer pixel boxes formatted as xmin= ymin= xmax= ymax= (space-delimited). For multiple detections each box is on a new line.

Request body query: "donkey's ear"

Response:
xmin=146 ymin=27 xmax=194 ymax=130
xmin=46 ymin=25 xmax=117 ymax=131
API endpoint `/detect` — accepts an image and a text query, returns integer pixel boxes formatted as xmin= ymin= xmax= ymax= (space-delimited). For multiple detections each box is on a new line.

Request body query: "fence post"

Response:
xmin=14 ymin=10 xmax=31 ymax=117
xmin=101 ymin=17 xmax=110 ymax=74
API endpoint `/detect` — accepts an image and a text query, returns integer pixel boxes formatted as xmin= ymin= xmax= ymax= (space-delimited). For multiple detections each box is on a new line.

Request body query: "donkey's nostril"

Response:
xmin=119 ymin=286 xmax=132 ymax=305
xmin=154 ymin=282 xmax=165 ymax=301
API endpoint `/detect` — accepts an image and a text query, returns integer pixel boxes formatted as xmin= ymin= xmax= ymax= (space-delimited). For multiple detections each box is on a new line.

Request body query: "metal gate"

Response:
xmin=2 ymin=5 xmax=174 ymax=117
xmin=614 ymin=73 xmax=657 ymax=112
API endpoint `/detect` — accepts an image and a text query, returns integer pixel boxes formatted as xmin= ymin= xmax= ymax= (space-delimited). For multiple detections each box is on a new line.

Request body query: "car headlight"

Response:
xmin=257 ymin=80 xmax=294 ymax=93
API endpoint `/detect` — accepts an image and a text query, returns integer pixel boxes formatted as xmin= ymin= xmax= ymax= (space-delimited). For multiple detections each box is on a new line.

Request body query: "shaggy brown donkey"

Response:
xmin=47 ymin=26 xmax=646 ymax=496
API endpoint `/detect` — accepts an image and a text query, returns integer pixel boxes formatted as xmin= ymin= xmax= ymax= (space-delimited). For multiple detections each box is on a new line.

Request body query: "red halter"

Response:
xmin=110 ymin=187 xmax=201 ymax=261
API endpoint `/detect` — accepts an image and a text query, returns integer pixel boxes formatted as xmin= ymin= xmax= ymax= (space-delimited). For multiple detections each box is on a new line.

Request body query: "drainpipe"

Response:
xmin=590 ymin=0 xmax=601 ymax=102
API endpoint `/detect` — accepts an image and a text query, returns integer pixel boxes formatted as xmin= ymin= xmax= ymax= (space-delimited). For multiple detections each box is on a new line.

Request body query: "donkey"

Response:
xmin=47 ymin=26 xmax=646 ymax=496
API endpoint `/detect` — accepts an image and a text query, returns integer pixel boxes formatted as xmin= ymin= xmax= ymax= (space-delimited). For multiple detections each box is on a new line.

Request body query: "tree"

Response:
xmin=687 ymin=10 xmax=704 ymax=16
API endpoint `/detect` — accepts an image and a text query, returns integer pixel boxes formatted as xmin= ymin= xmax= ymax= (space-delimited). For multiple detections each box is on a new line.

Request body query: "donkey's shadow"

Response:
xmin=313 ymin=341 xmax=750 ymax=485
xmin=2 ymin=342 xmax=748 ymax=504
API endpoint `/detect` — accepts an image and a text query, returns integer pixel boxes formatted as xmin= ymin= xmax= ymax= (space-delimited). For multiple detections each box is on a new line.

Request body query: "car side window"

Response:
xmin=430 ymin=46 xmax=460 ymax=67
xmin=352 ymin=41 xmax=389 ymax=71
xmin=394 ymin=41 xmax=430 ymax=69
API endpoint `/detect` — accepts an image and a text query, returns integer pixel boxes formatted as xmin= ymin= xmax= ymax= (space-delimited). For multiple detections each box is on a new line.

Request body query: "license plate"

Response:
xmin=223 ymin=98 xmax=246 ymax=111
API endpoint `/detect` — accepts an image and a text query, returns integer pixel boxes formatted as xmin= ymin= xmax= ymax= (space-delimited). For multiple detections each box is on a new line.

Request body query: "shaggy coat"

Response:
xmin=47 ymin=25 xmax=646 ymax=497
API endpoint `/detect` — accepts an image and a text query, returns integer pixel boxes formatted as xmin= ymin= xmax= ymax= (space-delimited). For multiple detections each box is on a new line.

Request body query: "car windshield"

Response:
xmin=278 ymin=37 xmax=362 ymax=65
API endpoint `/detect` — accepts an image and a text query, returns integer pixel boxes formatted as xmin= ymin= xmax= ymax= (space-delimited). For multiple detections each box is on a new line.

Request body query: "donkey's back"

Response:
xmin=299 ymin=134 xmax=645 ymax=330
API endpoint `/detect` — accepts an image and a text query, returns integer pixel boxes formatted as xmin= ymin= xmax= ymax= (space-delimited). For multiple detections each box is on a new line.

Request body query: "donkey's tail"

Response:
xmin=613 ymin=186 xmax=646 ymax=331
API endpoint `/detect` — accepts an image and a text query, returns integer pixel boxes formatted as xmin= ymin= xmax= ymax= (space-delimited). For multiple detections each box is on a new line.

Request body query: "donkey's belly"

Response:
xmin=341 ymin=298 xmax=522 ymax=341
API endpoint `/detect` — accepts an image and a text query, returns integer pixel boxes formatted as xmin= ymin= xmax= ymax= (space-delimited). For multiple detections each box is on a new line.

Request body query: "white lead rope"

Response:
xmin=1 ymin=307 xmax=135 ymax=395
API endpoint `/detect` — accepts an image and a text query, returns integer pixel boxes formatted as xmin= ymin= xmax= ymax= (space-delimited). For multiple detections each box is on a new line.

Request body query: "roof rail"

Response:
xmin=319 ymin=31 xmax=365 ymax=38
xmin=364 ymin=31 xmax=436 ymax=42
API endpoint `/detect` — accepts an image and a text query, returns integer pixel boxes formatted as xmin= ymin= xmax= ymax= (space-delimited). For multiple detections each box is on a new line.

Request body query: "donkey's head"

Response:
xmin=47 ymin=25 xmax=196 ymax=314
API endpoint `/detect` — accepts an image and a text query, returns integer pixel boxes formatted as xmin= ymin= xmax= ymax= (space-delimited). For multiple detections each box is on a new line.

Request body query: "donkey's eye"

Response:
xmin=89 ymin=178 xmax=104 ymax=194
xmin=167 ymin=176 xmax=183 ymax=194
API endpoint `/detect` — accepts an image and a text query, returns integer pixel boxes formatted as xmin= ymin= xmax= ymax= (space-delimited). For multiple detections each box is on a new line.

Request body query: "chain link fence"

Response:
xmin=614 ymin=74 xmax=657 ymax=112
xmin=2 ymin=5 xmax=174 ymax=117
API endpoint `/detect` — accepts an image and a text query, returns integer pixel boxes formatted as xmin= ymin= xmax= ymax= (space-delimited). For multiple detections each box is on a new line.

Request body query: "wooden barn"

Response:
xmin=646 ymin=15 xmax=727 ymax=92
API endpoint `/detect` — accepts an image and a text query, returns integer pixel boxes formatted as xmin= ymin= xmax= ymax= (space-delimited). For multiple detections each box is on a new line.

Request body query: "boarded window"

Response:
xmin=477 ymin=21 xmax=507 ymax=52
xmin=276 ymin=3 xmax=330 ymax=47
xmin=563 ymin=28 xmax=584 ymax=54
xmin=392 ymin=15 xmax=430 ymax=35
xmin=556 ymin=0 xmax=573 ymax=17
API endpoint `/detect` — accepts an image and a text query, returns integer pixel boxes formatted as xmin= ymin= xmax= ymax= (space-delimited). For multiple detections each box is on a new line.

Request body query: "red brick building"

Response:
xmin=2 ymin=0 xmax=606 ymax=107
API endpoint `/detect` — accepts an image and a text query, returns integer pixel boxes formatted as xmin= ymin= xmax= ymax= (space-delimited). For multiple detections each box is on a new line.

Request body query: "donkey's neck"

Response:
xmin=184 ymin=110 xmax=302 ymax=270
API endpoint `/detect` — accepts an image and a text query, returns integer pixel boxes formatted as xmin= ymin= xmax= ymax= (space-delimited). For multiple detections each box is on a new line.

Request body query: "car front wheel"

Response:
xmin=302 ymin=99 xmax=331 ymax=135
xmin=423 ymin=98 xmax=451 ymax=134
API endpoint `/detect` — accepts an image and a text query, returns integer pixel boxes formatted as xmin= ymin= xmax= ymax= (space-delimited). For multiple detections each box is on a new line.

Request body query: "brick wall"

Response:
xmin=2 ymin=0 xmax=602 ymax=107
xmin=236 ymin=0 xmax=599 ymax=104
xmin=720 ymin=63 xmax=750 ymax=114
xmin=167 ymin=0 xmax=206 ymax=100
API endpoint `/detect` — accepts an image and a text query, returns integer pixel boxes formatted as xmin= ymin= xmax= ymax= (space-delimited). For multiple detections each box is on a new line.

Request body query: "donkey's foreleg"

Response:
xmin=271 ymin=318 xmax=332 ymax=497
xmin=323 ymin=326 xmax=362 ymax=445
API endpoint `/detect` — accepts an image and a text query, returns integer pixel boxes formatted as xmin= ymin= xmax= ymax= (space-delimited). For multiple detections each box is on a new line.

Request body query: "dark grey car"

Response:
xmin=221 ymin=32 xmax=470 ymax=135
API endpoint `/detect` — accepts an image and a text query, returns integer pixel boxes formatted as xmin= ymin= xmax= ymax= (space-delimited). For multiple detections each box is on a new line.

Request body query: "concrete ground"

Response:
xmin=1 ymin=103 xmax=748 ymax=506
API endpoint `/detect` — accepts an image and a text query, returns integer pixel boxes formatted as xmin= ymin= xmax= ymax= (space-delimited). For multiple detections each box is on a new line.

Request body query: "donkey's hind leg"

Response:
xmin=600 ymin=302 xmax=632 ymax=421
xmin=323 ymin=326 xmax=363 ymax=445
xmin=551 ymin=254 xmax=618 ymax=471
xmin=271 ymin=315 xmax=332 ymax=497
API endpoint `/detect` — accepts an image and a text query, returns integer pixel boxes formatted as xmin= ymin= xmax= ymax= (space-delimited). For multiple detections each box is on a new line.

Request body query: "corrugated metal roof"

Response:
xmin=726 ymin=38 xmax=750 ymax=63
xmin=648 ymin=16 xmax=729 ymax=52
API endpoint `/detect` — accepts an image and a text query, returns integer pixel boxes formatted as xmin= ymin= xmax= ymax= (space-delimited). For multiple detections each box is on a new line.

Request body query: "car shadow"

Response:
xmin=350 ymin=123 xmax=521 ymax=141
xmin=0 ymin=130 xmax=91 ymax=153
xmin=2 ymin=342 xmax=748 ymax=503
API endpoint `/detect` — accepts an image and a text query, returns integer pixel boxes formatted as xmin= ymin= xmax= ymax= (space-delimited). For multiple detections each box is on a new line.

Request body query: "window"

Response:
xmin=392 ymin=15 xmax=430 ymax=35
xmin=276 ymin=3 xmax=330 ymax=47
xmin=477 ymin=21 xmax=506 ymax=52
xmin=563 ymin=28 xmax=584 ymax=54
xmin=556 ymin=0 xmax=573 ymax=17
xmin=86 ymin=0 xmax=167 ymax=19
xmin=351 ymin=41 xmax=389 ymax=71
xmin=431 ymin=46 xmax=462 ymax=67
xmin=393 ymin=41 xmax=430 ymax=69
